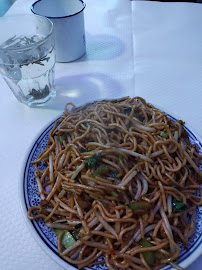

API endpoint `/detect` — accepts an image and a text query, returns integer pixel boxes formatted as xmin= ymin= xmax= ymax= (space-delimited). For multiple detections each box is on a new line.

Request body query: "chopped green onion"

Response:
xmin=111 ymin=191 xmax=118 ymax=197
xmin=127 ymin=201 xmax=151 ymax=214
xmin=54 ymin=229 xmax=76 ymax=248
xmin=172 ymin=198 xmax=187 ymax=213
xmin=57 ymin=135 xmax=65 ymax=144
xmin=140 ymin=239 xmax=155 ymax=267
xmin=160 ymin=131 xmax=168 ymax=138
xmin=85 ymin=153 xmax=101 ymax=168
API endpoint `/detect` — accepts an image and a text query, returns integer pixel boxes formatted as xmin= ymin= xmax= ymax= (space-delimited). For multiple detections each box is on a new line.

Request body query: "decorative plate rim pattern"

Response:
xmin=20 ymin=113 xmax=202 ymax=270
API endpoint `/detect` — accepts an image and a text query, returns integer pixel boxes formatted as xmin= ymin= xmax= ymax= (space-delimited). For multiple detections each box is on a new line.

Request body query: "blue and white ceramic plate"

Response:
xmin=21 ymin=114 xmax=202 ymax=270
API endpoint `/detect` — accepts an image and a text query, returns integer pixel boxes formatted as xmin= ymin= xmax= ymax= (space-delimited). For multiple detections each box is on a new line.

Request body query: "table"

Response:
xmin=0 ymin=0 xmax=201 ymax=269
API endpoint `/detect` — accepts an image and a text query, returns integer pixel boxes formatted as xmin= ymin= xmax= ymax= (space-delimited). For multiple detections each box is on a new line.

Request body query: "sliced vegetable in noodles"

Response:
xmin=85 ymin=153 xmax=101 ymax=168
xmin=127 ymin=201 xmax=152 ymax=214
xmin=160 ymin=131 xmax=168 ymax=138
xmin=172 ymin=198 xmax=187 ymax=213
xmin=140 ymin=239 xmax=155 ymax=267
xmin=54 ymin=229 xmax=76 ymax=248
xmin=93 ymin=165 xmax=109 ymax=177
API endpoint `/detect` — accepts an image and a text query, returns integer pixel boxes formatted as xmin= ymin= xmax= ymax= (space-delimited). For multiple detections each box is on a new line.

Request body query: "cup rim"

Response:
xmin=0 ymin=14 xmax=54 ymax=52
xmin=31 ymin=0 xmax=86 ymax=19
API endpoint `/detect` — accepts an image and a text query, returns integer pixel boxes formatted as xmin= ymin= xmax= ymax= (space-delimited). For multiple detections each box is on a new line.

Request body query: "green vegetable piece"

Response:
xmin=154 ymin=251 xmax=166 ymax=260
xmin=127 ymin=201 xmax=152 ymax=214
xmin=57 ymin=135 xmax=65 ymax=144
xmin=54 ymin=228 xmax=63 ymax=236
xmin=140 ymin=239 xmax=155 ymax=267
xmin=141 ymin=238 xmax=153 ymax=248
xmin=62 ymin=231 xmax=76 ymax=248
xmin=160 ymin=131 xmax=168 ymax=138
xmin=172 ymin=198 xmax=187 ymax=213
xmin=94 ymin=165 xmax=109 ymax=177
xmin=54 ymin=229 xmax=76 ymax=248
xmin=85 ymin=153 xmax=101 ymax=168
xmin=111 ymin=191 xmax=118 ymax=197
xmin=120 ymin=156 xmax=125 ymax=165
xmin=124 ymin=107 xmax=132 ymax=115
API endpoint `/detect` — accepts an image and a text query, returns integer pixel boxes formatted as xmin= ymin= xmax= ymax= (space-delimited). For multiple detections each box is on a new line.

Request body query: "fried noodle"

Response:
xmin=28 ymin=97 xmax=202 ymax=270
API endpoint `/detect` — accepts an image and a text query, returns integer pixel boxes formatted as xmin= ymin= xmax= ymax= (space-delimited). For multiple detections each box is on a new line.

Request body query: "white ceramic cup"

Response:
xmin=31 ymin=0 xmax=86 ymax=62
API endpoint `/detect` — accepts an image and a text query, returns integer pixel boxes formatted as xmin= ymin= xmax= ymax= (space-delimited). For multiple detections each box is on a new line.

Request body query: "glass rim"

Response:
xmin=0 ymin=14 xmax=54 ymax=52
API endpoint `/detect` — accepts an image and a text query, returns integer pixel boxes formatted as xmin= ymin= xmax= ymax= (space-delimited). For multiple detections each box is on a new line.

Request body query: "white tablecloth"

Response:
xmin=0 ymin=0 xmax=201 ymax=269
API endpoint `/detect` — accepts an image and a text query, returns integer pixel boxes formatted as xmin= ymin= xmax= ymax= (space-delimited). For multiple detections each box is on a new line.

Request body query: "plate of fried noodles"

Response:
xmin=21 ymin=97 xmax=202 ymax=270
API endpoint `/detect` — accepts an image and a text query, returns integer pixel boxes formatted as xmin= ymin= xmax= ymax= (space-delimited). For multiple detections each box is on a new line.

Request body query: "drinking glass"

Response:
xmin=0 ymin=14 xmax=56 ymax=107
